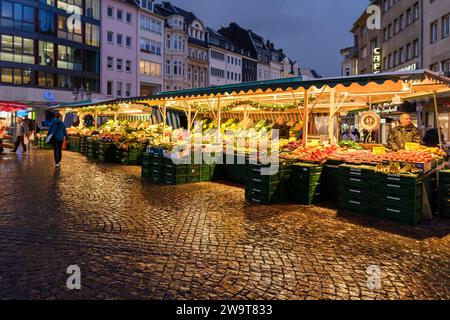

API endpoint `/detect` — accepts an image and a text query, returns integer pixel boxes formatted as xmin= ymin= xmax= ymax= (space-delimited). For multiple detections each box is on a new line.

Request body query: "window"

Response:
xmin=394 ymin=19 xmax=399 ymax=34
xmin=413 ymin=39 xmax=419 ymax=57
xmin=107 ymin=56 xmax=113 ymax=69
xmin=399 ymin=47 xmax=404 ymax=64
xmin=39 ymin=10 xmax=55 ymax=35
xmin=166 ymin=35 xmax=171 ymax=49
xmin=0 ymin=35 xmax=34 ymax=64
xmin=383 ymin=28 xmax=388 ymax=41
xmin=406 ymin=43 xmax=411 ymax=60
xmin=140 ymin=0 xmax=154 ymax=11
xmin=166 ymin=60 xmax=170 ymax=75
xmin=211 ymin=67 xmax=225 ymax=78
xmin=406 ymin=9 xmax=412 ymax=25
xmin=443 ymin=59 xmax=450 ymax=72
xmin=431 ymin=21 xmax=438 ymax=44
xmin=85 ymin=23 xmax=100 ymax=47
xmin=38 ymin=41 xmax=55 ymax=66
xmin=399 ymin=14 xmax=405 ymax=31
xmin=140 ymin=38 xmax=162 ymax=56
xmin=0 ymin=67 xmax=31 ymax=85
xmin=57 ymin=0 xmax=82 ymax=12
xmin=117 ymin=82 xmax=122 ymax=97
xmin=125 ymin=83 xmax=131 ymax=97
xmin=0 ymin=1 xmax=34 ymax=32
xmin=126 ymin=12 xmax=132 ymax=24
xmin=107 ymin=81 xmax=113 ymax=96
xmin=443 ymin=14 xmax=450 ymax=39
xmin=211 ymin=50 xmax=225 ymax=61
xmin=38 ymin=72 xmax=54 ymax=87
xmin=57 ymin=45 xmax=82 ymax=71
xmin=117 ymin=58 xmax=123 ymax=71
xmin=430 ymin=63 xmax=439 ymax=72
xmin=117 ymin=34 xmax=123 ymax=46
xmin=140 ymin=15 xmax=162 ymax=34
xmin=140 ymin=60 xmax=161 ymax=77
xmin=361 ymin=46 xmax=368 ymax=59
xmin=413 ymin=2 xmax=419 ymax=20
xmin=84 ymin=50 xmax=99 ymax=73
xmin=57 ymin=74 xmax=74 ymax=89
xmin=126 ymin=60 xmax=131 ymax=72
xmin=117 ymin=9 xmax=123 ymax=21
xmin=86 ymin=0 xmax=100 ymax=20
xmin=58 ymin=15 xmax=82 ymax=42
xmin=107 ymin=31 xmax=114 ymax=43
xmin=126 ymin=36 xmax=132 ymax=48
xmin=107 ymin=6 xmax=113 ymax=18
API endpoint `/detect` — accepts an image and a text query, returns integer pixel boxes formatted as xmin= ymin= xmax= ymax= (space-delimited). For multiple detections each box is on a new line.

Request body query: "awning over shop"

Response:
xmin=0 ymin=100 xmax=27 ymax=112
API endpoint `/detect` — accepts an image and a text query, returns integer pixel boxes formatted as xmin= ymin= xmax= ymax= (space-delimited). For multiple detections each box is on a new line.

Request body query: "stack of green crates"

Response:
xmin=223 ymin=153 xmax=247 ymax=185
xmin=373 ymin=172 xmax=423 ymax=225
xmin=97 ymin=142 xmax=116 ymax=163
xmin=67 ymin=136 xmax=81 ymax=152
xmin=120 ymin=146 xmax=144 ymax=165
xmin=245 ymin=163 xmax=291 ymax=204
xmin=337 ymin=164 xmax=375 ymax=214
xmin=80 ymin=136 xmax=88 ymax=154
xmin=37 ymin=136 xmax=52 ymax=149
xmin=290 ymin=163 xmax=323 ymax=204
xmin=148 ymin=153 xmax=165 ymax=183
xmin=142 ymin=152 xmax=151 ymax=178
xmin=438 ymin=170 xmax=450 ymax=218
xmin=86 ymin=139 xmax=99 ymax=160
xmin=321 ymin=164 xmax=339 ymax=202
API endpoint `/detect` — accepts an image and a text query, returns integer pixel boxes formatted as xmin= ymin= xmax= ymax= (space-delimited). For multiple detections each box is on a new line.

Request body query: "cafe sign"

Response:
xmin=372 ymin=47 xmax=382 ymax=74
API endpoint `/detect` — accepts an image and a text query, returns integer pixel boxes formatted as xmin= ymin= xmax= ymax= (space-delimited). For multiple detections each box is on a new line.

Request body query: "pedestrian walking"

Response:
xmin=47 ymin=113 xmax=68 ymax=167
xmin=11 ymin=117 xmax=29 ymax=153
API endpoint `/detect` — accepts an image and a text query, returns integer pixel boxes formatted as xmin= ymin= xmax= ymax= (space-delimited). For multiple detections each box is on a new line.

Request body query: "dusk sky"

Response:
xmin=169 ymin=0 xmax=369 ymax=77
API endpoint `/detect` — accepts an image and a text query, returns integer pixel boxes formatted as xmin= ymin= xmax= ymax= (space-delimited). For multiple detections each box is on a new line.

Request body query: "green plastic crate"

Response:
xmin=245 ymin=189 xmax=284 ymax=204
xmin=375 ymin=205 xmax=422 ymax=225
xmin=338 ymin=197 xmax=373 ymax=215
xmin=97 ymin=143 xmax=116 ymax=163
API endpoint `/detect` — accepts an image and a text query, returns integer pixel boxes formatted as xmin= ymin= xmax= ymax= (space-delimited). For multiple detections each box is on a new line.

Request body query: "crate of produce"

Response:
xmin=376 ymin=205 xmax=422 ymax=225
xmin=67 ymin=136 xmax=81 ymax=152
xmin=97 ymin=143 xmax=116 ymax=163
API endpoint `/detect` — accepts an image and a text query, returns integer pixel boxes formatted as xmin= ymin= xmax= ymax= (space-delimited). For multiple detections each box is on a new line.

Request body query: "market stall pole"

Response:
xmin=302 ymin=91 xmax=309 ymax=147
xmin=433 ymin=91 xmax=443 ymax=150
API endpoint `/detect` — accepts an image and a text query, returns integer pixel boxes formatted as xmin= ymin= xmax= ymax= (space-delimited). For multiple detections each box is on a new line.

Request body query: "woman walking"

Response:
xmin=47 ymin=113 xmax=68 ymax=167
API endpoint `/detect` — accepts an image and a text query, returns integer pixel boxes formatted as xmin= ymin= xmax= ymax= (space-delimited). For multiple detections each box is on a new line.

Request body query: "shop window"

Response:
xmin=0 ymin=35 xmax=34 ymax=64
xmin=38 ymin=41 xmax=55 ymax=66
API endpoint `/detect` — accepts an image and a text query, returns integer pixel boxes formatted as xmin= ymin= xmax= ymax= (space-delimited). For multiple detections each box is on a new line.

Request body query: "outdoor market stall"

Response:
xmin=42 ymin=70 xmax=450 ymax=225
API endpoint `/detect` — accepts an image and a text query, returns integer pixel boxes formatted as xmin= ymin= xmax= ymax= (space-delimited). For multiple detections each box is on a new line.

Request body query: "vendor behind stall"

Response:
xmin=387 ymin=113 xmax=421 ymax=151
xmin=272 ymin=116 xmax=290 ymax=139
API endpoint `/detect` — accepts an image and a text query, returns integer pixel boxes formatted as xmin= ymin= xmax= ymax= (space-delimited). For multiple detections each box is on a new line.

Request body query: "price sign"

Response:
xmin=373 ymin=147 xmax=386 ymax=154
xmin=405 ymin=142 xmax=420 ymax=151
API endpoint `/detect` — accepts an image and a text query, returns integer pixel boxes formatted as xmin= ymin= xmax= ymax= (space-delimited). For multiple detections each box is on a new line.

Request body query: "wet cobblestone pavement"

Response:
xmin=0 ymin=150 xmax=449 ymax=300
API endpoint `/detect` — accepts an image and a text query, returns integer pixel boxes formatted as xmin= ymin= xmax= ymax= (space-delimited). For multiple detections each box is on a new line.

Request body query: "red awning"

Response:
xmin=0 ymin=101 xmax=27 ymax=112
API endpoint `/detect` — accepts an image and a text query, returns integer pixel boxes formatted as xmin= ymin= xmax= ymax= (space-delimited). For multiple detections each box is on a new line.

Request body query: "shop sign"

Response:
xmin=44 ymin=91 xmax=55 ymax=101
xmin=397 ymin=64 xmax=417 ymax=72
xmin=372 ymin=48 xmax=382 ymax=74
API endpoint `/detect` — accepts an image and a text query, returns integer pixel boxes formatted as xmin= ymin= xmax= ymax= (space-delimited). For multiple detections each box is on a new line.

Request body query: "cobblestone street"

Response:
xmin=0 ymin=150 xmax=449 ymax=300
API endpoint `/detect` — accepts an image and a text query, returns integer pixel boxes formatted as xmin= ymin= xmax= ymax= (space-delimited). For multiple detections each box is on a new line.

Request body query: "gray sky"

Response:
xmin=168 ymin=0 xmax=368 ymax=77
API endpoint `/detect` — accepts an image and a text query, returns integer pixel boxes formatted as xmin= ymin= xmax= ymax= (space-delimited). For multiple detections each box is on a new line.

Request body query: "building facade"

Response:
xmin=101 ymin=0 xmax=138 ymax=99
xmin=340 ymin=46 xmax=358 ymax=76
xmin=423 ymin=0 xmax=450 ymax=72
xmin=138 ymin=0 xmax=164 ymax=95
xmin=0 ymin=0 xmax=101 ymax=104
xmin=207 ymin=28 xmax=245 ymax=86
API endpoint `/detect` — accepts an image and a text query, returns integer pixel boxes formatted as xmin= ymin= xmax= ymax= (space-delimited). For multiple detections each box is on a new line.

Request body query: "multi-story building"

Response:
xmin=381 ymin=0 xmax=422 ymax=72
xmin=207 ymin=28 xmax=245 ymax=86
xmin=423 ymin=0 xmax=450 ymax=73
xmin=157 ymin=2 xmax=208 ymax=91
xmin=101 ymin=0 xmax=138 ymax=99
xmin=267 ymin=41 xmax=284 ymax=80
xmin=0 ymin=0 xmax=101 ymax=104
xmin=340 ymin=46 xmax=359 ymax=76
xmin=137 ymin=0 xmax=164 ymax=95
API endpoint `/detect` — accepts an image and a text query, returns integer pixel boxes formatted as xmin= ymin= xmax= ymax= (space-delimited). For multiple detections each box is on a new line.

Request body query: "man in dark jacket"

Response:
xmin=48 ymin=113 xmax=68 ymax=167
xmin=387 ymin=113 xmax=421 ymax=151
